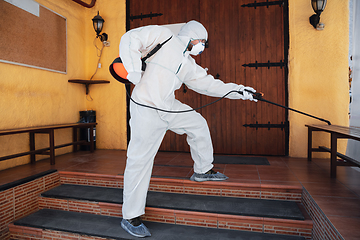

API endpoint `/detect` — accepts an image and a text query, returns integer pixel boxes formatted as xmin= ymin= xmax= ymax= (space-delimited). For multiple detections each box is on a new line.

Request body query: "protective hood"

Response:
xmin=178 ymin=20 xmax=208 ymax=41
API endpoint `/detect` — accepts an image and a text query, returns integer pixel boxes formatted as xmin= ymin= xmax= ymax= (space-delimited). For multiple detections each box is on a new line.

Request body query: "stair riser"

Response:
xmin=9 ymin=223 xmax=111 ymax=240
xmin=145 ymin=211 xmax=312 ymax=239
xmin=39 ymin=196 xmax=312 ymax=239
xmin=38 ymin=197 xmax=121 ymax=217
xmin=59 ymin=171 xmax=302 ymax=202
xmin=0 ymin=172 xmax=60 ymax=240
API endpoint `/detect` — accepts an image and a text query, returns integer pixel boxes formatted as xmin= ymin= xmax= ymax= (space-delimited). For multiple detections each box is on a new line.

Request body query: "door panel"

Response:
xmin=128 ymin=0 xmax=287 ymax=155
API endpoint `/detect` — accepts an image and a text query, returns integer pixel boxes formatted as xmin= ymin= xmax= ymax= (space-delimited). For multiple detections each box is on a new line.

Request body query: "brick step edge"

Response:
xmin=39 ymin=196 xmax=313 ymax=239
xmin=0 ymin=171 xmax=61 ymax=240
xmin=59 ymin=171 xmax=303 ymax=201
xmin=8 ymin=223 xmax=109 ymax=240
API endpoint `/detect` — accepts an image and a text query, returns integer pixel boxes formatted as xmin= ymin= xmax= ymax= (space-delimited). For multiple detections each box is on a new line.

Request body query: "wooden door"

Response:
xmin=128 ymin=0 xmax=288 ymax=155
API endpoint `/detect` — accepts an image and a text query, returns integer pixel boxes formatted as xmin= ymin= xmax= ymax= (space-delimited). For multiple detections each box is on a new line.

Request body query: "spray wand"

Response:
xmin=241 ymin=89 xmax=331 ymax=125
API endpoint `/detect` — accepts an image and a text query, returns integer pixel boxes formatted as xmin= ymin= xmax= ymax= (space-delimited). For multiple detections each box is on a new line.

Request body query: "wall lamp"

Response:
xmin=309 ymin=0 xmax=327 ymax=30
xmin=92 ymin=11 xmax=108 ymax=41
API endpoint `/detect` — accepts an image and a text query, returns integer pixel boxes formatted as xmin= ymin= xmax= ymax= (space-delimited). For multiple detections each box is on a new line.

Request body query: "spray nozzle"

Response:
xmin=239 ymin=89 xmax=264 ymax=100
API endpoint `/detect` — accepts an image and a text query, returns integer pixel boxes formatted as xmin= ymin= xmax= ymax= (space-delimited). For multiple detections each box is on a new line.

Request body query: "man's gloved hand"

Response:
xmin=127 ymin=72 xmax=142 ymax=85
xmin=238 ymin=86 xmax=258 ymax=102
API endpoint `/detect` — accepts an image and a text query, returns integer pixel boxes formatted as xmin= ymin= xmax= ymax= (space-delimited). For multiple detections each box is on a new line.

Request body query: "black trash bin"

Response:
xmin=79 ymin=110 xmax=96 ymax=151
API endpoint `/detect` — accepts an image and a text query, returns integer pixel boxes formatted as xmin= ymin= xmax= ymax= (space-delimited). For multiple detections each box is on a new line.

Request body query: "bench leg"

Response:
xmin=29 ymin=132 xmax=36 ymax=164
xmin=73 ymin=127 xmax=78 ymax=152
xmin=49 ymin=129 xmax=55 ymax=165
xmin=330 ymin=133 xmax=337 ymax=178
xmin=90 ymin=126 xmax=94 ymax=153
xmin=308 ymin=128 xmax=313 ymax=161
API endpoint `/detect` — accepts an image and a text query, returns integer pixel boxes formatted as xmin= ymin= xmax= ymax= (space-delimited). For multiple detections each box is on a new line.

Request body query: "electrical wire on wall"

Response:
xmin=87 ymin=37 xmax=105 ymax=101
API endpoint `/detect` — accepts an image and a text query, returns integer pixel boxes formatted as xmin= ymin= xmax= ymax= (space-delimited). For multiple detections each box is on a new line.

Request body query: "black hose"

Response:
xmin=125 ymin=87 xmax=332 ymax=125
xmin=125 ymin=88 xmax=239 ymax=113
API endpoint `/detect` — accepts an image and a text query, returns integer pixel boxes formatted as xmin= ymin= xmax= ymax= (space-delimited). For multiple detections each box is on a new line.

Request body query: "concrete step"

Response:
xmin=58 ymin=171 xmax=303 ymax=201
xmin=37 ymin=183 xmax=312 ymax=238
xmin=10 ymin=209 xmax=308 ymax=240
xmin=41 ymin=184 xmax=305 ymax=220
xmin=7 ymin=170 xmax=312 ymax=239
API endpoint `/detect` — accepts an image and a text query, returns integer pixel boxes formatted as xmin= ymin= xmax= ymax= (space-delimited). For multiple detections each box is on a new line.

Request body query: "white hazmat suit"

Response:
xmin=119 ymin=21 xmax=256 ymax=220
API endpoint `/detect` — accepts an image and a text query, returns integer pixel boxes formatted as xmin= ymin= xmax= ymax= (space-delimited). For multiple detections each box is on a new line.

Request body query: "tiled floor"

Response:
xmin=1 ymin=149 xmax=360 ymax=239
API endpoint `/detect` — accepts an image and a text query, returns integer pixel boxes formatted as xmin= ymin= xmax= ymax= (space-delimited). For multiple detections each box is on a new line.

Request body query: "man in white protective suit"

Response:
xmin=119 ymin=20 xmax=257 ymax=237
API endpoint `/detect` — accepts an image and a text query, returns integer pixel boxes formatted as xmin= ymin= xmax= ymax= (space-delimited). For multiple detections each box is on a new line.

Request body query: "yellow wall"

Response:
xmin=83 ymin=1 xmax=127 ymax=150
xmin=0 ymin=0 xmax=127 ymax=171
xmin=288 ymin=0 xmax=349 ymax=157
xmin=0 ymin=0 xmax=350 ymax=171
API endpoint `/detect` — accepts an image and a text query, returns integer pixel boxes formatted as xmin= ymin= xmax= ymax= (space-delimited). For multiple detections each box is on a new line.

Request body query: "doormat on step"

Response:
xmin=213 ymin=156 xmax=270 ymax=165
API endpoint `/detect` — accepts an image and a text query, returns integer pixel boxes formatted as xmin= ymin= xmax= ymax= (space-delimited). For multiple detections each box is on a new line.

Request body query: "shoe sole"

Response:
xmin=192 ymin=177 xmax=229 ymax=182
xmin=121 ymin=221 xmax=148 ymax=238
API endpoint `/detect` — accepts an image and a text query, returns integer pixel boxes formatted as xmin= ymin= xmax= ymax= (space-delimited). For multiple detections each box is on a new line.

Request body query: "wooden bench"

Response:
xmin=0 ymin=123 xmax=96 ymax=165
xmin=306 ymin=124 xmax=360 ymax=178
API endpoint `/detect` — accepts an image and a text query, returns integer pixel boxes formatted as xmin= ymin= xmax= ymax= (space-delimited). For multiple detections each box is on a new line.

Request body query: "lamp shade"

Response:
xmin=311 ymin=0 xmax=327 ymax=15
xmin=92 ymin=11 xmax=104 ymax=36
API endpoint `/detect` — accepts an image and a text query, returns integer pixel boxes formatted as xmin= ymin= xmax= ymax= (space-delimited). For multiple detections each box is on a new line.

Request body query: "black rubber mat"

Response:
xmin=0 ymin=169 xmax=57 ymax=191
xmin=14 ymin=209 xmax=306 ymax=240
xmin=42 ymin=184 xmax=305 ymax=220
xmin=213 ymin=156 xmax=270 ymax=165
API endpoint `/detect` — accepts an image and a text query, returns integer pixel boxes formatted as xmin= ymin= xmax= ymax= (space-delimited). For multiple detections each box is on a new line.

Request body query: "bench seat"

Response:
xmin=306 ymin=124 xmax=360 ymax=178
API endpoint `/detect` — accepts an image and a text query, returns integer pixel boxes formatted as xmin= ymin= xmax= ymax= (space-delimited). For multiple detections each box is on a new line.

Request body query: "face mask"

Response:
xmin=189 ymin=42 xmax=205 ymax=56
